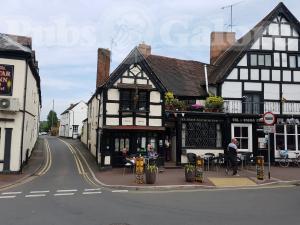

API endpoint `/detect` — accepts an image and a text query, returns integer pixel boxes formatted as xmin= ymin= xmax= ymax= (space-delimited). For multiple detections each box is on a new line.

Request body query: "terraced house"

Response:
xmin=83 ymin=2 xmax=300 ymax=168
xmin=0 ymin=34 xmax=41 ymax=173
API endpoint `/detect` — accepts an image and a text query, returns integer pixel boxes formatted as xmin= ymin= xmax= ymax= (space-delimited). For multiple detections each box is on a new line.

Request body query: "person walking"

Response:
xmin=227 ymin=138 xmax=239 ymax=176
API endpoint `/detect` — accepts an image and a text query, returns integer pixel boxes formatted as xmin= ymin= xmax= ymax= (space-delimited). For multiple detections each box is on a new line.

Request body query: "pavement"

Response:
xmin=64 ymin=139 xmax=300 ymax=190
xmin=1 ymin=137 xmax=299 ymax=191
xmin=0 ymin=137 xmax=45 ymax=190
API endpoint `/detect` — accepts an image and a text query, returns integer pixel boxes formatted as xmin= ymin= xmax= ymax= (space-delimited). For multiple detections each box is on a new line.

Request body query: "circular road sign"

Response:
xmin=263 ymin=111 xmax=276 ymax=125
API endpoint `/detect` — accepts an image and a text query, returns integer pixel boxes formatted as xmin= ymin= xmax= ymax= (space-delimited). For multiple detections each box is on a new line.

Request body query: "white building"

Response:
xmin=0 ymin=34 xmax=41 ymax=173
xmin=59 ymin=101 xmax=87 ymax=139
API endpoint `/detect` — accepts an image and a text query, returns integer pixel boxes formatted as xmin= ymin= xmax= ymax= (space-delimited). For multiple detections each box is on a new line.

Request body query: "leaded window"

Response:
xmin=243 ymin=93 xmax=261 ymax=114
xmin=138 ymin=91 xmax=148 ymax=111
xmin=120 ymin=90 xmax=132 ymax=110
xmin=182 ymin=121 xmax=222 ymax=149
xmin=250 ymin=53 xmax=272 ymax=67
xmin=289 ymin=55 xmax=296 ymax=68
xmin=120 ymin=90 xmax=149 ymax=111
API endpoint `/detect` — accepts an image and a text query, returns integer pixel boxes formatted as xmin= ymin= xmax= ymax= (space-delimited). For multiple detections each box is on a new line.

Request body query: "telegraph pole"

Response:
xmin=51 ymin=99 xmax=54 ymax=128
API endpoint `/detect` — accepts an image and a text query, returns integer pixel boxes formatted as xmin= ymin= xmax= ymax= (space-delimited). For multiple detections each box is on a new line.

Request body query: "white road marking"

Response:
xmin=112 ymin=190 xmax=128 ymax=193
xmin=1 ymin=192 xmax=22 ymax=195
xmin=0 ymin=195 xmax=16 ymax=199
xmin=54 ymin=193 xmax=75 ymax=196
xmin=25 ymin=194 xmax=46 ymax=198
xmin=84 ymin=188 xmax=101 ymax=191
xmin=82 ymin=191 xmax=102 ymax=195
xmin=30 ymin=190 xmax=50 ymax=194
xmin=56 ymin=189 xmax=77 ymax=193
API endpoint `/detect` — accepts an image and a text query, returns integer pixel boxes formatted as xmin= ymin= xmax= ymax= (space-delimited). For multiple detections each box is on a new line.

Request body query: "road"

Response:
xmin=0 ymin=136 xmax=299 ymax=225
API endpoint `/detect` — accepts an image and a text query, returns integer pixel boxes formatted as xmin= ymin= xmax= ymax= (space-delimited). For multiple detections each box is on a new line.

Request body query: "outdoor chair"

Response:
xmin=243 ymin=152 xmax=255 ymax=169
xmin=186 ymin=153 xmax=197 ymax=165
xmin=204 ymin=153 xmax=215 ymax=171
xmin=123 ymin=162 xmax=134 ymax=175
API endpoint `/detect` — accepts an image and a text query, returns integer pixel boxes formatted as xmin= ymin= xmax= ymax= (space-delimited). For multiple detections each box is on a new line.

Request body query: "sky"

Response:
xmin=0 ymin=0 xmax=299 ymax=120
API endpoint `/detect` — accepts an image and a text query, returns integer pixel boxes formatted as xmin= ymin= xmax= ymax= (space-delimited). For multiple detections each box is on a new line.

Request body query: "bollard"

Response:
xmin=195 ymin=156 xmax=204 ymax=182
xmin=135 ymin=157 xmax=144 ymax=184
xmin=256 ymin=156 xmax=264 ymax=180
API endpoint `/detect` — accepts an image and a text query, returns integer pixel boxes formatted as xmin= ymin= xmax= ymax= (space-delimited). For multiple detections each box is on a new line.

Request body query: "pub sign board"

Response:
xmin=0 ymin=64 xmax=14 ymax=96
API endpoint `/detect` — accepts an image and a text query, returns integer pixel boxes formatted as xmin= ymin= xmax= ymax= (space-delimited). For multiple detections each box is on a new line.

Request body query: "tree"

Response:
xmin=39 ymin=121 xmax=49 ymax=132
xmin=47 ymin=110 xmax=58 ymax=129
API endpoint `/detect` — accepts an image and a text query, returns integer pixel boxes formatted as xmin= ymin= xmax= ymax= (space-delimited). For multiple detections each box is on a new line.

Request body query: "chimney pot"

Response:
xmin=96 ymin=48 xmax=111 ymax=87
xmin=210 ymin=32 xmax=235 ymax=64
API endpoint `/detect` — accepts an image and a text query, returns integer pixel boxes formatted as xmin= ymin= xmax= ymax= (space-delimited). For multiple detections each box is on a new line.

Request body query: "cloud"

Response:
xmin=1 ymin=0 xmax=299 ymax=120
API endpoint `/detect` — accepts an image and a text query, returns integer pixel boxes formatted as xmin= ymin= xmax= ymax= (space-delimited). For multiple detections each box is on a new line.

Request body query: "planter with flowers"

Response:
xmin=184 ymin=164 xmax=195 ymax=182
xmin=205 ymin=96 xmax=224 ymax=112
xmin=165 ymin=91 xmax=186 ymax=111
xmin=145 ymin=164 xmax=158 ymax=184
xmin=190 ymin=103 xmax=204 ymax=112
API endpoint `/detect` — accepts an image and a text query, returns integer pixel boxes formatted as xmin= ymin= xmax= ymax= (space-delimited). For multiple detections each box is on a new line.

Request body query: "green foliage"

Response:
xmin=47 ymin=110 xmax=58 ymax=129
xmin=39 ymin=121 xmax=49 ymax=132
xmin=165 ymin=91 xmax=186 ymax=111
xmin=205 ymin=95 xmax=224 ymax=109
xmin=185 ymin=163 xmax=195 ymax=173
xmin=165 ymin=91 xmax=175 ymax=105
xmin=146 ymin=164 xmax=158 ymax=173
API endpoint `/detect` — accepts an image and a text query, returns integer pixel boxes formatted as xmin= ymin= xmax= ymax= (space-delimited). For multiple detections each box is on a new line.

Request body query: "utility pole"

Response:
xmin=221 ymin=1 xmax=243 ymax=32
xmin=51 ymin=99 xmax=54 ymax=128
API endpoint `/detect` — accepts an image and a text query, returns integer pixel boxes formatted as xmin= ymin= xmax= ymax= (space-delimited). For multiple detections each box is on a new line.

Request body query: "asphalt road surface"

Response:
xmin=0 ymin=137 xmax=299 ymax=225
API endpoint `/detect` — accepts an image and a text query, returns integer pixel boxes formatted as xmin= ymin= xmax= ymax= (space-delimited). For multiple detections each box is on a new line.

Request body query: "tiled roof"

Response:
xmin=61 ymin=102 xmax=79 ymax=115
xmin=145 ymin=54 xmax=209 ymax=97
xmin=209 ymin=2 xmax=299 ymax=84
xmin=0 ymin=33 xmax=32 ymax=53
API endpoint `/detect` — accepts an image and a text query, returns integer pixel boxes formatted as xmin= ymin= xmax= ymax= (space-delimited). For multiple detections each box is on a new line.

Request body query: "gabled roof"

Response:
xmin=61 ymin=102 xmax=79 ymax=115
xmin=102 ymin=47 xmax=209 ymax=98
xmin=145 ymin=55 xmax=209 ymax=97
xmin=209 ymin=2 xmax=300 ymax=84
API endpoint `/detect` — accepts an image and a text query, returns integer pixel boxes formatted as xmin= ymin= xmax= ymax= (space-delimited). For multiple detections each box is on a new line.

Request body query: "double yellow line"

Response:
xmin=59 ymin=139 xmax=99 ymax=187
xmin=0 ymin=138 xmax=52 ymax=191
xmin=37 ymin=139 xmax=52 ymax=176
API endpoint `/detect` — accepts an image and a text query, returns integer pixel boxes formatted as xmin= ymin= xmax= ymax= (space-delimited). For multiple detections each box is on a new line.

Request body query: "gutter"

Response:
xmin=20 ymin=58 xmax=29 ymax=173
xmin=95 ymin=92 xmax=101 ymax=165
xmin=204 ymin=64 xmax=209 ymax=95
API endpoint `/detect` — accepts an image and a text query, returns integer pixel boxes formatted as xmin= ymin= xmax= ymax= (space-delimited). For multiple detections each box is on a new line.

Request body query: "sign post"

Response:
xmin=262 ymin=112 xmax=276 ymax=180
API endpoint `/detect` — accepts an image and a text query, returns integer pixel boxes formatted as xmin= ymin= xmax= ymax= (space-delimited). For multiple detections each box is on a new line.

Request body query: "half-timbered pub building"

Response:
xmin=84 ymin=2 xmax=300 ymax=168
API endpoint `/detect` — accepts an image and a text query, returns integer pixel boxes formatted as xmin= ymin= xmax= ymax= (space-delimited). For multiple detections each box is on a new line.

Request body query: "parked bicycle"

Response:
xmin=278 ymin=149 xmax=300 ymax=167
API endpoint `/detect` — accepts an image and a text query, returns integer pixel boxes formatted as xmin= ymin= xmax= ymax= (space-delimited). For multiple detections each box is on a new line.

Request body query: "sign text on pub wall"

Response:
xmin=0 ymin=64 xmax=14 ymax=95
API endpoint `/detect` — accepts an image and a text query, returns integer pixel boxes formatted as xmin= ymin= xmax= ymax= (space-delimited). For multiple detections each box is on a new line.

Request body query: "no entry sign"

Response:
xmin=263 ymin=111 xmax=276 ymax=126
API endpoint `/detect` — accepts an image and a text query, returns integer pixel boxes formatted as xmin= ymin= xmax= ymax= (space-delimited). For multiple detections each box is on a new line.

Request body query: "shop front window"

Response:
xmin=115 ymin=137 xmax=130 ymax=152
xmin=275 ymin=124 xmax=298 ymax=151
xmin=231 ymin=124 xmax=252 ymax=152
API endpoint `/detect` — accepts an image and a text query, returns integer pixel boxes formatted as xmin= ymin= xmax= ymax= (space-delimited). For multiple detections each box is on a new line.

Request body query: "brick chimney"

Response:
xmin=138 ymin=42 xmax=151 ymax=57
xmin=210 ymin=32 xmax=235 ymax=64
xmin=96 ymin=48 xmax=110 ymax=88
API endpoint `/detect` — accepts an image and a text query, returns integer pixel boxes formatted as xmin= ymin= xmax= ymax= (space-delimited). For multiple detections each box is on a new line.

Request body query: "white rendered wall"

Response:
xmin=222 ymin=82 xmax=242 ymax=98
xmin=0 ymin=58 xmax=40 ymax=172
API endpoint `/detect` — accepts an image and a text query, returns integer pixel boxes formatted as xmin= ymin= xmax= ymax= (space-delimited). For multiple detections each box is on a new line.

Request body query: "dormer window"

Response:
xmin=250 ymin=53 xmax=272 ymax=67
